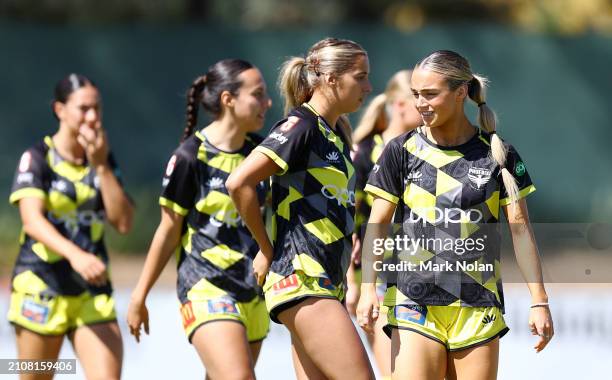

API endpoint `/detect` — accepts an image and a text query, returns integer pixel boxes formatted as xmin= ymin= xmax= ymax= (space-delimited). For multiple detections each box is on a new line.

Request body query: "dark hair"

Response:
xmin=183 ymin=59 xmax=254 ymax=141
xmin=52 ymin=74 xmax=96 ymax=119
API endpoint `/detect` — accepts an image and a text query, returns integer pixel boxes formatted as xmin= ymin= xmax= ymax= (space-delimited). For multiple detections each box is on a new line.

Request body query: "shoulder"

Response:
xmin=269 ymin=106 xmax=317 ymax=136
xmin=20 ymin=138 xmax=50 ymax=166
xmin=173 ymin=133 xmax=201 ymax=161
xmin=388 ymin=129 xmax=417 ymax=150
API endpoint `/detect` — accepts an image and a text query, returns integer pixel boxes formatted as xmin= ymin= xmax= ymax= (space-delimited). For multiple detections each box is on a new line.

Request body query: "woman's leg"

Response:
xmin=278 ymin=297 xmax=375 ymax=380
xmin=15 ymin=326 xmax=65 ymax=380
xmin=191 ymin=320 xmax=255 ymax=380
xmin=291 ymin=331 xmax=327 ymax=380
xmin=69 ymin=321 xmax=122 ymax=380
xmin=446 ymin=338 xmax=499 ymax=380
xmin=390 ymin=329 xmax=447 ymax=380
xmin=366 ymin=311 xmax=391 ymax=379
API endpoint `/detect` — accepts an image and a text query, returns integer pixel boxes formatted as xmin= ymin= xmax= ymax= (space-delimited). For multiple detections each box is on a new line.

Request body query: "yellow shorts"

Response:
xmin=7 ymin=291 xmax=116 ymax=336
xmin=180 ymin=283 xmax=269 ymax=343
xmin=386 ymin=305 xmax=508 ymax=351
xmin=264 ymin=271 xmax=345 ymax=323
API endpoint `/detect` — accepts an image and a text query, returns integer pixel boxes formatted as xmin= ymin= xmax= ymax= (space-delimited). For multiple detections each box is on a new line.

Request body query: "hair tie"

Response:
xmin=489 ymin=130 xmax=496 ymax=135
xmin=478 ymin=102 xmax=486 ymax=107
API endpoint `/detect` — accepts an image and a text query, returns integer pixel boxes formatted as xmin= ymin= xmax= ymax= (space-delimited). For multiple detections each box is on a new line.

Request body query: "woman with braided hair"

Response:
xmin=127 ymin=59 xmax=272 ymax=379
xmin=358 ymin=50 xmax=554 ymax=379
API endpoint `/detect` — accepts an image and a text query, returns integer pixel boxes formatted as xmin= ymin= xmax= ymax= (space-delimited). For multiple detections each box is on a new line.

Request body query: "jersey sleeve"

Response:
xmin=158 ymin=149 xmax=197 ymax=216
xmin=364 ymin=137 xmax=404 ymax=204
xmin=353 ymin=141 xmax=373 ymax=192
xmin=499 ymin=144 xmax=536 ymax=206
xmin=254 ymin=116 xmax=311 ymax=175
xmin=9 ymin=148 xmax=48 ymax=205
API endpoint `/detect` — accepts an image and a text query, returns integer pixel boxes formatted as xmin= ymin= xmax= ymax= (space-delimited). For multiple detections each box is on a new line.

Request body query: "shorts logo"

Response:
xmin=19 ymin=152 xmax=32 ymax=173
xmin=21 ymin=299 xmax=49 ymax=324
xmin=207 ymin=298 xmax=239 ymax=315
xmin=317 ymin=277 xmax=335 ymax=291
xmin=482 ymin=314 xmax=496 ymax=324
xmin=165 ymin=155 xmax=177 ymax=177
xmin=468 ymin=167 xmax=492 ymax=190
xmin=395 ymin=305 xmax=426 ymax=326
xmin=515 ymin=161 xmax=526 ymax=176
xmin=272 ymin=274 xmax=299 ymax=294
xmin=180 ymin=301 xmax=196 ymax=328
xmin=280 ymin=116 xmax=300 ymax=132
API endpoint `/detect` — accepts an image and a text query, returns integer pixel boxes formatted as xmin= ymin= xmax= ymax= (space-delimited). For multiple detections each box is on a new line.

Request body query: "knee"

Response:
xmin=207 ymin=369 xmax=255 ymax=380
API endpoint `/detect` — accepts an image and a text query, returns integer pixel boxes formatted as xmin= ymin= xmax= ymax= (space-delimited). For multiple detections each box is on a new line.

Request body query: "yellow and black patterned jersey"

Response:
xmin=160 ymin=131 xmax=266 ymax=304
xmin=255 ymin=104 xmax=356 ymax=287
xmin=365 ymin=128 xmax=535 ymax=310
xmin=354 ymin=134 xmax=385 ymax=236
xmin=9 ymin=136 xmax=123 ymax=296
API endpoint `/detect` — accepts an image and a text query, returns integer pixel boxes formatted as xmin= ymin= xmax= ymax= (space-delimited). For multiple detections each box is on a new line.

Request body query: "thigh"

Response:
xmin=368 ymin=308 xmax=391 ymax=379
xmin=249 ymin=340 xmax=263 ymax=365
xmin=391 ymin=328 xmax=447 ymax=380
xmin=447 ymin=338 xmax=499 ymax=380
xmin=278 ymin=297 xmax=375 ymax=380
xmin=14 ymin=326 xmax=64 ymax=380
xmin=192 ymin=320 xmax=255 ymax=380
xmin=70 ymin=321 xmax=122 ymax=380
xmin=291 ymin=332 xmax=327 ymax=380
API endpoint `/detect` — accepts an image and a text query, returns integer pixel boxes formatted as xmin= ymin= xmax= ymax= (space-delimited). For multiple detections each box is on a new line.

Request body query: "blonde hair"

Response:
xmin=353 ymin=70 xmax=413 ymax=144
xmin=278 ymin=37 xmax=367 ymax=147
xmin=415 ymin=50 xmax=520 ymax=205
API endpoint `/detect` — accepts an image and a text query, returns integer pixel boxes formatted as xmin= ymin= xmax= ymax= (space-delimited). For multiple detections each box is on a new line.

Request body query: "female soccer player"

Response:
xmin=348 ymin=69 xmax=422 ymax=379
xmin=127 ymin=59 xmax=272 ymax=379
xmin=226 ymin=38 xmax=375 ymax=379
xmin=8 ymin=74 xmax=133 ymax=380
xmin=357 ymin=50 xmax=554 ymax=379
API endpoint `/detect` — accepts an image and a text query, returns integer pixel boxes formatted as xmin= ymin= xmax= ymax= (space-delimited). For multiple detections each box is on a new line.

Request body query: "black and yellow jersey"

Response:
xmin=365 ymin=128 xmax=535 ymax=310
xmin=255 ymin=104 xmax=356 ymax=287
xmin=160 ymin=131 xmax=266 ymax=304
xmin=9 ymin=136 xmax=123 ymax=296
xmin=354 ymin=134 xmax=385 ymax=236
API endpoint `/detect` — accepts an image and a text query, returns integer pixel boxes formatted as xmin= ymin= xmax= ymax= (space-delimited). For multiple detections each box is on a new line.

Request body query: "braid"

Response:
xmin=183 ymin=75 xmax=207 ymax=142
xmin=469 ymin=75 xmax=519 ymax=206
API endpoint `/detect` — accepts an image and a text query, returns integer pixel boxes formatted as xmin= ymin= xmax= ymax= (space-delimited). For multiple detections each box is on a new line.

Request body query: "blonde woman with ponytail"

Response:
xmin=227 ymin=38 xmax=375 ymax=379
xmin=127 ymin=59 xmax=272 ymax=379
xmin=358 ymin=50 xmax=553 ymax=379
xmin=347 ymin=69 xmax=422 ymax=379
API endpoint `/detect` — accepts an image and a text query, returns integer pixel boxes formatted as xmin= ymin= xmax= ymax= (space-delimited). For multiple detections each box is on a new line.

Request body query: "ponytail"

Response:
xmin=352 ymin=93 xmax=387 ymax=144
xmin=278 ymin=57 xmax=312 ymax=116
xmin=183 ymin=75 xmax=207 ymax=142
xmin=468 ymin=75 xmax=519 ymax=205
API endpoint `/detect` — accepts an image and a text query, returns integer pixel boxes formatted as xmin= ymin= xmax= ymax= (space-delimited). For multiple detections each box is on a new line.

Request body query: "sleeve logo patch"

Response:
xmin=21 ymin=299 xmax=49 ymax=324
xmin=280 ymin=116 xmax=300 ymax=132
xmin=165 ymin=155 xmax=177 ymax=176
xmin=515 ymin=161 xmax=526 ymax=176
xmin=18 ymin=152 xmax=32 ymax=173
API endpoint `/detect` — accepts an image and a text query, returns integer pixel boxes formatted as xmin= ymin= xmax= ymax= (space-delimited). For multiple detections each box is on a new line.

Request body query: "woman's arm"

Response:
xmin=503 ymin=199 xmax=554 ymax=352
xmin=19 ymin=197 xmax=108 ymax=286
xmin=226 ymin=151 xmax=280 ymax=285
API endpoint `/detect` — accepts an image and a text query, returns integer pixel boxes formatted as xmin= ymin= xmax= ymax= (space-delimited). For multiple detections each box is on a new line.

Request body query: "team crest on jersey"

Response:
xmin=280 ymin=116 xmax=300 ymax=132
xmin=180 ymin=301 xmax=196 ymax=328
xmin=18 ymin=152 xmax=32 ymax=173
xmin=21 ymin=299 xmax=49 ymax=324
xmin=468 ymin=167 xmax=492 ymax=190
xmin=207 ymin=298 xmax=239 ymax=315
xmin=395 ymin=305 xmax=426 ymax=325
xmin=325 ymin=151 xmax=340 ymax=163
xmin=165 ymin=155 xmax=177 ymax=177
xmin=206 ymin=177 xmax=224 ymax=189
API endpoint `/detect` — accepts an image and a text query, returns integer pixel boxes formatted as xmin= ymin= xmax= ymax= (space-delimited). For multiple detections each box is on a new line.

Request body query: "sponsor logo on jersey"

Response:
xmin=19 ymin=152 xmax=32 ymax=173
xmin=280 ymin=116 xmax=300 ymax=132
xmin=515 ymin=161 xmax=526 ymax=176
xmin=317 ymin=277 xmax=336 ymax=291
xmin=272 ymin=274 xmax=299 ymax=294
xmin=180 ymin=301 xmax=196 ymax=328
xmin=206 ymin=177 xmax=225 ymax=189
xmin=321 ymin=184 xmax=356 ymax=206
xmin=406 ymin=207 xmax=483 ymax=227
xmin=468 ymin=167 xmax=492 ymax=190
xmin=404 ymin=170 xmax=422 ymax=184
xmin=395 ymin=305 xmax=426 ymax=325
xmin=16 ymin=172 xmax=34 ymax=185
xmin=325 ymin=151 xmax=340 ymax=163
xmin=165 ymin=155 xmax=177 ymax=177
xmin=482 ymin=314 xmax=497 ymax=324
xmin=93 ymin=175 xmax=100 ymax=189
xmin=51 ymin=180 xmax=68 ymax=192
xmin=207 ymin=298 xmax=239 ymax=315
xmin=269 ymin=131 xmax=288 ymax=145
xmin=21 ymin=299 xmax=49 ymax=324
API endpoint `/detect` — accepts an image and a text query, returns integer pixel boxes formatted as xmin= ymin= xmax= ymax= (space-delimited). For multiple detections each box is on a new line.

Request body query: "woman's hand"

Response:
xmin=78 ymin=121 xmax=109 ymax=169
xmin=345 ymin=281 xmax=360 ymax=317
xmin=356 ymin=284 xmax=380 ymax=334
xmin=253 ymin=250 xmax=272 ymax=286
xmin=529 ymin=305 xmax=554 ymax=352
xmin=68 ymin=251 xmax=107 ymax=287
xmin=127 ymin=297 xmax=150 ymax=343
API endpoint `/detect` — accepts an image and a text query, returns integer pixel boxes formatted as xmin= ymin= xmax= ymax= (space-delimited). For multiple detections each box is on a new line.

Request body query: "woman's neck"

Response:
xmin=426 ymin=114 xmax=475 ymax=147
xmin=307 ymin=92 xmax=340 ymax=129
xmin=52 ymin=125 xmax=85 ymax=163
xmin=203 ymin=118 xmax=246 ymax=152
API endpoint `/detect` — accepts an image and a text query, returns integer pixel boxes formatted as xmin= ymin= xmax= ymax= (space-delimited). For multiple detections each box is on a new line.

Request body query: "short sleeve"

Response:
xmin=364 ymin=137 xmax=404 ymax=204
xmin=254 ymin=116 xmax=311 ymax=175
xmin=9 ymin=148 xmax=48 ymax=205
xmin=353 ymin=140 xmax=373 ymax=192
xmin=159 ymin=150 xmax=197 ymax=216
xmin=107 ymin=152 xmax=124 ymax=185
xmin=499 ymin=144 xmax=536 ymax=206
